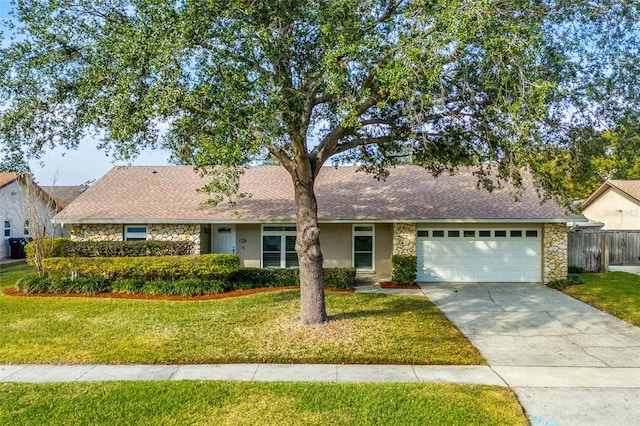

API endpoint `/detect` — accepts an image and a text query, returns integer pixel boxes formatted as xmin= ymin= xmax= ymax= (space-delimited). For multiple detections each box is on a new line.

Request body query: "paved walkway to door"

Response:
xmin=421 ymin=282 xmax=640 ymax=426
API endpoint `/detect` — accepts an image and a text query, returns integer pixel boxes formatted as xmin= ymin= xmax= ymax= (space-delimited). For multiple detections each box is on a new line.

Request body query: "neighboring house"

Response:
xmin=54 ymin=166 xmax=583 ymax=283
xmin=0 ymin=173 xmax=87 ymax=259
xmin=581 ymin=180 xmax=640 ymax=230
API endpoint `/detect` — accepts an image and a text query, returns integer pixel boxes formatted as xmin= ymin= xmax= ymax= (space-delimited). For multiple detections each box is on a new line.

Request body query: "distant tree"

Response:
xmin=0 ymin=149 xmax=30 ymax=173
xmin=530 ymin=112 xmax=640 ymax=200
xmin=1 ymin=1 xmax=639 ymax=323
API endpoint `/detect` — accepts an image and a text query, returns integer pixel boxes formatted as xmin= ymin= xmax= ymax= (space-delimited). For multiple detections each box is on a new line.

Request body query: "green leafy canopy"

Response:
xmin=2 ymin=0 xmax=638 ymax=203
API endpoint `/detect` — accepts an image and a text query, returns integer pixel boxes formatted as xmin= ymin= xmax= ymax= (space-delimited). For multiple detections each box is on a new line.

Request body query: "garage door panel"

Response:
xmin=417 ymin=228 xmax=541 ymax=283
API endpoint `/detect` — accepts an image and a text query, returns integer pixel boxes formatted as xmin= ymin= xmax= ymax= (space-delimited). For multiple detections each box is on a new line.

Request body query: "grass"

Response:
xmin=563 ymin=271 xmax=640 ymax=327
xmin=0 ymin=263 xmax=483 ymax=365
xmin=0 ymin=381 xmax=527 ymax=425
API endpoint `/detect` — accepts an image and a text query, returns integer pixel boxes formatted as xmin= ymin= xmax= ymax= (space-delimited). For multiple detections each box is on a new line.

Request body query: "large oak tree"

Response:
xmin=1 ymin=0 xmax=639 ymax=323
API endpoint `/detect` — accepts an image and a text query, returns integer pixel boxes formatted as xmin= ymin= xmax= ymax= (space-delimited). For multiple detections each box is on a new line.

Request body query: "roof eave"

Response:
xmin=54 ymin=217 xmax=581 ymax=225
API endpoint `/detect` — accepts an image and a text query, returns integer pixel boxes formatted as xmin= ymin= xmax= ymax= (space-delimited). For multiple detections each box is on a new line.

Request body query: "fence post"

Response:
xmin=600 ymin=233 xmax=608 ymax=272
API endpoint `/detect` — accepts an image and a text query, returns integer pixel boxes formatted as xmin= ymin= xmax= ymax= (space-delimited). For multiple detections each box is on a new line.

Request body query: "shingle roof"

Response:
xmin=581 ymin=180 xmax=640 ymax=209
xmin=42 ymin=185 xmax=89 ymax=207
xmin=55 ymin=165 xmax=580 ymax=223
xmin=0 ymin=172 xmax=18 ymax=189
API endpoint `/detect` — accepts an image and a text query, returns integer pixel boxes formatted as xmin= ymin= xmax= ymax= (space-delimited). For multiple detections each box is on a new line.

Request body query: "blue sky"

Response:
xmin=1 ymin=1 xmax=171 ymax=186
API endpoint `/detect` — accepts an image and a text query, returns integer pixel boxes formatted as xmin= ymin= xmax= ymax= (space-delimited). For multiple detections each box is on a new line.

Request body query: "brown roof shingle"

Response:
xmin=42 ymin=185 xmax=89 ymax=207
xmin=0 ymin=172 xmax=18 ymax=189
xmin=55 ymin=165 xmax=580 ymax=223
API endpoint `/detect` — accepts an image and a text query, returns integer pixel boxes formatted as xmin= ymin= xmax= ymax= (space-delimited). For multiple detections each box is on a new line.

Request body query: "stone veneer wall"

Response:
xmin=148 ymin=224 xmax=200 ymax=254
xmin=70 ymin=224 xmax=124 ymax=241
xmin=69 ymin=223 xmax=200 ymax=254
xmin=543 ymin=223 xmax=568 ymax=283
xmin=392 ymin=223 xmax=417 ymax=256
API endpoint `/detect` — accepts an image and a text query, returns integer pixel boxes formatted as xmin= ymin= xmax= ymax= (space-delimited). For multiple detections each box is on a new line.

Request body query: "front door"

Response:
xmin=213 ymin=225 xmax=236 ymax=255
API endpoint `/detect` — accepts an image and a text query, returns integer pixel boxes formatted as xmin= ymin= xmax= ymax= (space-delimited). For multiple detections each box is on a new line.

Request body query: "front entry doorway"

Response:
xmin=213 ymin=225 xmax=236 ymax=255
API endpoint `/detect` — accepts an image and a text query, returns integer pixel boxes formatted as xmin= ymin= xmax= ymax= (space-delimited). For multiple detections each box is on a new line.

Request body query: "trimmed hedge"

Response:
xmin=391 ymin=255 xmax=417 ymax=285
xmin=323 ymin=268 xmax=357 ymax=289
xmin=111 ymin=278 xmax=227 ymax=296
xmin=25 ymin=238 xmax=72 ymax=266
xmin=63 ymin=240 xmax=194 ymax=257
xmin=19 ymin=259 xmax=356 ymax=295
xmin=227 ymin=267 xmax=357 ymax=290
xmin=42 ymin=254 xmax=241 ymax=281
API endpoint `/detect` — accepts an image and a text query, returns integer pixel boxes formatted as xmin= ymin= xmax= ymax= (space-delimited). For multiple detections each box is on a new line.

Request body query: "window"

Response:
xmin=432 ymin=230 xmax=445 ymax=237
xmin=417 ymin=230 xmax=429 ymax=237
xmin=510 ymin=230 xmax=522 ymax=237
xmin=262 ymin=225 xmax=298 ymax=268
xmin=479 ymin=230 xmax=491 ymax=237
xmin=463 ymin=230 xmax=475 ymax=238
xmin=526 ymin=230 xmax=538 ymax=238
xmin=4 ymin=220 xmax=11 ymax=237
xmin=125 ymin=226 xmax=147 ymax=241
xmin=494 ymin=230 xmax=507 ymax=237
xmin=23 ymin=220 xmax=30 ymax=236
xmin=353 ymin=224 xmax=374 ymax=271
xmin=448 ymin=230 xmax=460 ymax=237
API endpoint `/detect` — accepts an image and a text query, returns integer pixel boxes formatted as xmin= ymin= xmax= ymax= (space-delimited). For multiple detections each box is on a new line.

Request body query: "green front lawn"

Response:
xmin=0 ymin=263 xmax=483 ymax=365
xmin=563 ymin=271 xmax=640 ymax=327
xmin=0 ymin=381 xmax=527 ymax=425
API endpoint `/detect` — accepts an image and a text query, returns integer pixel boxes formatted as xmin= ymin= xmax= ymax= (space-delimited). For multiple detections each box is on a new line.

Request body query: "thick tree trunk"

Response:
xmin=293 ymin=172 xmax=327 ymax=325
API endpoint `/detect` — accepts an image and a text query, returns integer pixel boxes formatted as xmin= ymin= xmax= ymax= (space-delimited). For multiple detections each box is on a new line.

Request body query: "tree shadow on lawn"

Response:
xmin=327 ymin=295 xmax=439 ymax=322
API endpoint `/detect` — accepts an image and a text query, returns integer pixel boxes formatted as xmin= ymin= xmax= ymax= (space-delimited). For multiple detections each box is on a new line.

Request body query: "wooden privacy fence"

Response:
xmin=568 ymin=230 xmax=640 ymax=272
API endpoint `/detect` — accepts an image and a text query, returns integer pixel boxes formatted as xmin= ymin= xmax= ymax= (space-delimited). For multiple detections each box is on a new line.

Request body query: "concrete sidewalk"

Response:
xmin=4 ymin=362 xmax=640 ymax=389
xmin=0 ymin=363 xmax=505 ymax=385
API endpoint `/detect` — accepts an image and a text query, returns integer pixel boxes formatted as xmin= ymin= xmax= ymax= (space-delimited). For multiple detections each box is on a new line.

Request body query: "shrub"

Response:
xmin=391 ymin=255 xmax=417 ymax=285
xmin=138 ymin=279 xmax=226 ymax=296
xmin=324 ymin=268 xmax=356 ymax=289
xmin=16 ymin=275 xmax=110 ymax=295
xmin=25 ymin=238 xmax=72 ymax=265
xmin=568 ymin=265 xmax=585 ymax=274
xmin=567 ymin=273 xmax=585 ymax=285
xmin=547 ymin=278 xmax=569 ymax=289
xmin=16 ymin=276 xmax=53 ymax=294
xmin=227 ymin=267 xmax=356 ymax=290
xmin=63 ymin=240 xmax=194 ymax=257
xmin=227 ymin=268 xmax=298 ymax=290
xmin=548 ymin=274 xmax=584 ymax=289
xmin=42 ymin=254 xmax=241 ymax=281
xmin=111 ymin=278 xmax=145 ymax=294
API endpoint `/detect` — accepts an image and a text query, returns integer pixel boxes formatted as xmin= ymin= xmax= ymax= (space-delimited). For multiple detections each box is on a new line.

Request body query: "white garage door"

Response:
xmin=417 ymin=228 xmax=542 ymax=282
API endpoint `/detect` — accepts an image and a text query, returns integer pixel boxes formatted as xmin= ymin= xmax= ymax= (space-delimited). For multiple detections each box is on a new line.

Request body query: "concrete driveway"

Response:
xmin=421 ymin=282 xmax=640 ymax=426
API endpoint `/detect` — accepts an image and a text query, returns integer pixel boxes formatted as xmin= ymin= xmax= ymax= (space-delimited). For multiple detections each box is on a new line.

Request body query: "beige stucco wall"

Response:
xmin=317 ymin=223 xmax=351 ymax=268
xmin=582 ymin=188 xmax=640 ymax=230
xmin=236 ymin=224 xmax=261 ymax=267
xmin=375 ymin=223 xmax=393 ymax=276
xmin=233 ymin=223 xmax=391 ymax=275
xmin=543 ymin=223 xmax=567 ymax=283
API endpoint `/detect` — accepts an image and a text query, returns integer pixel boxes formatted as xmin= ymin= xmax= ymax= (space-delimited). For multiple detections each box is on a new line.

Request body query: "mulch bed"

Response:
xmin=2 ymin=286 xmax=353 ymax=302
xmin=379 ymin=281 xmax=421 ymax=289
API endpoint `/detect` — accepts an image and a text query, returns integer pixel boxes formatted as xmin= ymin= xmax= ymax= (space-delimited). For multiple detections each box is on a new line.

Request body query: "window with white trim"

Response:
xmin=4 ymin=220 xmax=11 ymax=238
xmin=353 ymin=225 xmax=374 ymax=271
xmin=23 ymin=220 xmax=30 ymax=236
xmin=124 ymin=226 xmax=148 ymax=241
xmin=262 ymin=225 xmax=298 ymax=268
